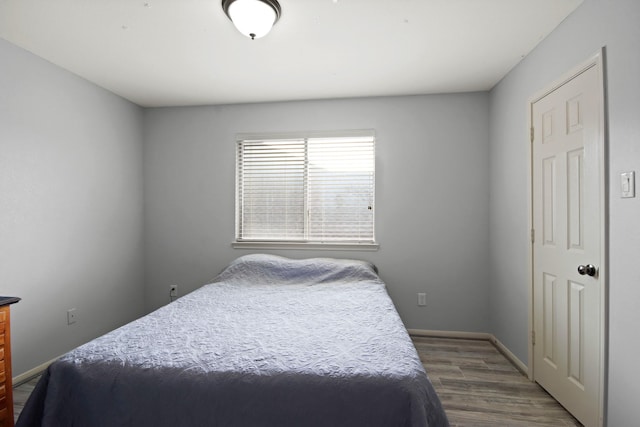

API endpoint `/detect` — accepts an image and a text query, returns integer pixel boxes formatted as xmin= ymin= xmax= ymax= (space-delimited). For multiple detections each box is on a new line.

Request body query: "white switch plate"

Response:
xmin=621 ymin=171 xmax=635 ymax=198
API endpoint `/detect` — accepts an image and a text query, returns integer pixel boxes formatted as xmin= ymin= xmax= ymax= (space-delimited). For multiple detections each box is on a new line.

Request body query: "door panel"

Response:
xmin=532 ymin=62 xmax=603 ymax=426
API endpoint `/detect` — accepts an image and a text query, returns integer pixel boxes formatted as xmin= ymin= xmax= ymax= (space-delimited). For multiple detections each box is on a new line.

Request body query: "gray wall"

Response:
xmin=9 ymin=1 xmax=637 ymax=422
xmin=488 ymin=0 xmax=640 ymax=424
xmin=143 ymin=94 xmax=491 ymax=332
xmin=0 ymin=38 xmax=146 ymax=375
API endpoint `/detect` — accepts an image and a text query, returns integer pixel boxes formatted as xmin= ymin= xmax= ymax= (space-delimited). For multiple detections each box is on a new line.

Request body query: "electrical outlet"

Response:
xmin=417 ymin=293 xmax=427 ymax=307
xmin=170 ymin=285 xmax=178 ymax=298
xmin=67 ymin=308 xmax=77 ymax=325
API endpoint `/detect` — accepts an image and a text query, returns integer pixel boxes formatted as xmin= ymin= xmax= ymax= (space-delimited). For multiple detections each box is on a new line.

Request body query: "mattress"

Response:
xmin=17 ymin=254 xmax=448 ymax=427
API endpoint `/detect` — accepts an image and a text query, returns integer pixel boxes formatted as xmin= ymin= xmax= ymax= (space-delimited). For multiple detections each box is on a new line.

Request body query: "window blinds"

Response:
xmin=236 ymin=132 xmax=375 ymax=244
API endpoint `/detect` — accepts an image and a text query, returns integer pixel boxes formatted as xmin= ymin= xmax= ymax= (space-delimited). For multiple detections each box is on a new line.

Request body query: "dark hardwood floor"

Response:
xmin=13 ymin=336 xmax=582 ymax=426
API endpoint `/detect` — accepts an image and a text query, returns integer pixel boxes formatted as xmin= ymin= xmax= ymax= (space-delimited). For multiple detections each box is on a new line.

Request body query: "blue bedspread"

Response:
xmin=17 ymin=254 xmax=449 ymax=426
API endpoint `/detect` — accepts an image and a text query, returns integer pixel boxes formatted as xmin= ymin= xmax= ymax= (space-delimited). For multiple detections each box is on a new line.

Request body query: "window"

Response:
xmin=234 ymin=130 xmax=377 ymax=249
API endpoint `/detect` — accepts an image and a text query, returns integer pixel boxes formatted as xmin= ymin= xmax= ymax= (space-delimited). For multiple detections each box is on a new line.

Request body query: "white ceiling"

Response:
xmin=0 ymin=0 xmax=582 ymax=108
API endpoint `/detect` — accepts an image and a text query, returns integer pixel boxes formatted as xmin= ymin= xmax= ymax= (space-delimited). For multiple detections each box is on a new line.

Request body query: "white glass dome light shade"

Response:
xmin=224 ymin=0 xmax=281 ymax=40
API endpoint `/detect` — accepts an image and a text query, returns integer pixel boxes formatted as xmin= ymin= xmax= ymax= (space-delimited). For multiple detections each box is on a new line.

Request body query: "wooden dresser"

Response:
xmin=0 ymin=297 xmax=20 ymax=427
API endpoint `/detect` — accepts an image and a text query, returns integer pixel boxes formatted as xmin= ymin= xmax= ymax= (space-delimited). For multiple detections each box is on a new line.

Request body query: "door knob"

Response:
xmin=577 ymin=264 xmax=597 ymax=277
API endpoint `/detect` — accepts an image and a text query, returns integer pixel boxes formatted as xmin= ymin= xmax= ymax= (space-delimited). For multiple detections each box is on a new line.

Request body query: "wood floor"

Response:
xmin=13 ymin=337 xmax=581 ymax=426
xmin=14 ymin=374 xmax=39 ymax=423
xmin=412 ymin=336 xmax=582 ymax=426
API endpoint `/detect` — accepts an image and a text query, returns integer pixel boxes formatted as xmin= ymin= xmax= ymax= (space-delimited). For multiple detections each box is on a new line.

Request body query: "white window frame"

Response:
xmin=233 ymin=130 xmax=378 ymax=251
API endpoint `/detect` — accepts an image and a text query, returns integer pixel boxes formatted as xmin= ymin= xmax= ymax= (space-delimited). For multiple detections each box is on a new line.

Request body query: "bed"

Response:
xmin=17 ymin=254 xmax=449 ymax=427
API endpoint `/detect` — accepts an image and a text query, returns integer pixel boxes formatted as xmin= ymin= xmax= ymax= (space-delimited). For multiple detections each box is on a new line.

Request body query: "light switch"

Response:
xmin=621 ymin=171 xmax=635 ymax=198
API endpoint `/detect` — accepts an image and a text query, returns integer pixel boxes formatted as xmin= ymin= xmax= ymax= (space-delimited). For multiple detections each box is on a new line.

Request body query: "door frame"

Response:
xmin=527 ymin=48 xmax=608 ymax=426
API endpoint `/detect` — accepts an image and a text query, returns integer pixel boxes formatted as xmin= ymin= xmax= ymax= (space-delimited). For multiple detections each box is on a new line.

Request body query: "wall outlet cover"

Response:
xmin=67 ymin=308 xmax=77 ymax=325
xmin=418 ymin=293 xmax=427 ymax=307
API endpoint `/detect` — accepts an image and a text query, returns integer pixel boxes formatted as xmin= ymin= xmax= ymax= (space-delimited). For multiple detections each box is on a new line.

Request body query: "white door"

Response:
xmin=531 ymin=54 xmax=605 ymax=427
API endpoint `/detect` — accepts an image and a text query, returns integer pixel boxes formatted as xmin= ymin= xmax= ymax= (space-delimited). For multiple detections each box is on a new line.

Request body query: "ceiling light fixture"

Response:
xmin=222 ymin=0 xmax=281 ymax=40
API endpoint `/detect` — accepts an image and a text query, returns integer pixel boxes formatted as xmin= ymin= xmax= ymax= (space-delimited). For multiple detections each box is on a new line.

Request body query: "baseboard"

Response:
xmin=408 ymin=329 xmax=529 ymax=376
xmin=13 ymin=356 xmax=60 ymax=387
xmin=408 ymin=328 xmax=492 ymax=340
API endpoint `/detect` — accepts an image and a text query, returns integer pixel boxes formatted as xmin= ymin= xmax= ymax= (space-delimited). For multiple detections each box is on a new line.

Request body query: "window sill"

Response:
xmin=232 ymin=241 xmax=379 ymax=251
